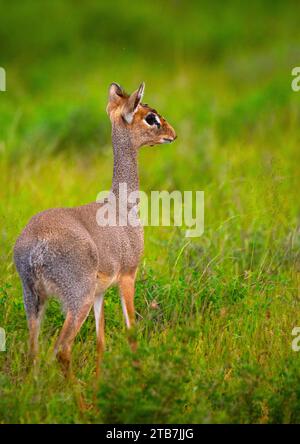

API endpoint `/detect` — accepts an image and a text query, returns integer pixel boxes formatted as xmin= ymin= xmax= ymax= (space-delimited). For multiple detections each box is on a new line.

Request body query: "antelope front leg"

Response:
xmin=119 ymin=273 xmax=137 ymax=353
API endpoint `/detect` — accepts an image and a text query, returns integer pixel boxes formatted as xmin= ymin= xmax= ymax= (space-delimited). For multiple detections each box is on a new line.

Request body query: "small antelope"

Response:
xmin=14 ymin=82 xmax=176 ymax=376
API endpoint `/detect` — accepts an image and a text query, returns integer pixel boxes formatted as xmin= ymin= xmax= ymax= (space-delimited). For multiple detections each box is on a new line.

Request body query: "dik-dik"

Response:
xmin=14 ymin=82 xmax=176 ymax=376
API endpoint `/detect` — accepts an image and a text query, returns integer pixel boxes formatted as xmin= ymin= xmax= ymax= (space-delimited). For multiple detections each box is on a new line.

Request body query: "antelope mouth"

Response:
xmin=161 ymin=137 xmax=174 ymax=144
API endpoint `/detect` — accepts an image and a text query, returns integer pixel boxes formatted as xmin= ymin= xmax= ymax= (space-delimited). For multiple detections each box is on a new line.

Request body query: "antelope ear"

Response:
xmin=108 ymin=82 xmax=124 ymax=103
xmin=123 ymin=82 xmax=145 ymax=123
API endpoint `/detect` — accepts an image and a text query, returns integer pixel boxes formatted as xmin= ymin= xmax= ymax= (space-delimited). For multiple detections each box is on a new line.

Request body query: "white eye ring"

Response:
xmin=144 ymin=113 xmax=161 ymax=127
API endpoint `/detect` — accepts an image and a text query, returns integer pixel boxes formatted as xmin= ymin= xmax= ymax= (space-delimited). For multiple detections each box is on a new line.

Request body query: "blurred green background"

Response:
xmin=0 ymin=0 xmax=300 ymax=424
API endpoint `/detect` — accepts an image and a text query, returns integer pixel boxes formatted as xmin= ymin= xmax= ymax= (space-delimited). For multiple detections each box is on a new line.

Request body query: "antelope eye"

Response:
xmin=145 ymin=113 xmax=160 ymax=127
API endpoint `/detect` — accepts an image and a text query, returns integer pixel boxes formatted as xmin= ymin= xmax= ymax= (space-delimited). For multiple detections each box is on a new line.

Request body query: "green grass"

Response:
xmin=0 ymin=0 xmax=300 ymax=423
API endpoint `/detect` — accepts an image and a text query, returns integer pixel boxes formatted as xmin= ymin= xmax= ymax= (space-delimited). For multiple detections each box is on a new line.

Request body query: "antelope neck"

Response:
xmin=111 ymin=124 xmax=139 ymax=197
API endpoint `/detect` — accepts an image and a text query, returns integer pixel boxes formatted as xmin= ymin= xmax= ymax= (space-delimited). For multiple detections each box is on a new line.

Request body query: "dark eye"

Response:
xmin=145 ymin=113 xmax=160 ymax=128
xmin=145 ymin=113 xmax=156 ymax=125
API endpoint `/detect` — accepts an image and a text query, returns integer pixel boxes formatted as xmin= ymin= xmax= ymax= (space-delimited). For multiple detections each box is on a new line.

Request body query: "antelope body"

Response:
xmin=14 ymin=82 xmax=176 ymax=375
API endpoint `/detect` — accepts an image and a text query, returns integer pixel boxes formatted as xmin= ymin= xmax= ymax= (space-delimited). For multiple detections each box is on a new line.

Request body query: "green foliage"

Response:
xmin=0 ymin=0 xmax=300 ymax=424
